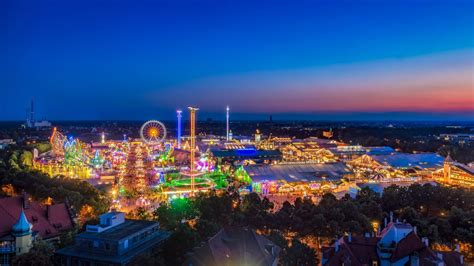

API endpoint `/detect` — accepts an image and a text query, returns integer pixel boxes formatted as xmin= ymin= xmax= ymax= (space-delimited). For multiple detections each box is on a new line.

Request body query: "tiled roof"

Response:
xmin=0 ymin=196 xmax=74 ymax=239
xmin=390 ymin=232 xmax=424 ymax=262
xmin=185 ymin=227 xmax=281 ymax=266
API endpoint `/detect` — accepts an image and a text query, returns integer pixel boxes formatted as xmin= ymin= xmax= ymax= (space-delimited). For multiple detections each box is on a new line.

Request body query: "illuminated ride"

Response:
xmin=140 ymin=120 xmax=167 ymax=144
xmin=50 ymin=127 xmax=66 ymax=157
xmin=64 ymin=136 xmax=85 ymax=166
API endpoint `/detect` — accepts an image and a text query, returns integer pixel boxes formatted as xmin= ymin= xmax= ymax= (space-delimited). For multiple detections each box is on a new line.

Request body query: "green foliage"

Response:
xmin=29 ymin=142 xmax=52 ymax=154
xmin=240 ymin=192 xmax=274 ymax=228
xmin=58 ymin=229 xmax=78 ymax=249
xmin=154 ymin=197 xmax=197 ymax=230
xmin=19 ymin=150 xmax=33 ymax=168
xmin=161 ymin=224 xmax=201 ymax=265
xmin=266 ymin=231 xmax=318 ymax=266
xmin=281 ymin=239 xmax=318 ymax=266
xmin=0 ymin=168 xmax=110 ymax=216
xmin=381 ymin=184 xmax=474 ymax=247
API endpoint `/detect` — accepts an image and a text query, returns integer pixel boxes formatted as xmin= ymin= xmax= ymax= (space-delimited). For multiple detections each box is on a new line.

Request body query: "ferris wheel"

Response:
xmin=140 ymin=120 xmax=167 ymax=143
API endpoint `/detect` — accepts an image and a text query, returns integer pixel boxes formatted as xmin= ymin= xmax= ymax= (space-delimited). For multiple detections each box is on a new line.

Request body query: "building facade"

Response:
xmin=322 ymin=220 xmax=463 ymax=266
xmin=432 ymin=155 xmax=474 ymax=188
xmin=0 ymin=194 xmax=74 ymax=266
xmin=56 ymin=212 xmax=170 ymax=266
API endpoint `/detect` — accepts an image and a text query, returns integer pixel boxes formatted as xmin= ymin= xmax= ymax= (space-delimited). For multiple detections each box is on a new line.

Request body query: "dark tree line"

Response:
xmin=143 ymin=183 xmax=473 ymax=265
xmin=0 ymin=146 xmax=111 ymax=219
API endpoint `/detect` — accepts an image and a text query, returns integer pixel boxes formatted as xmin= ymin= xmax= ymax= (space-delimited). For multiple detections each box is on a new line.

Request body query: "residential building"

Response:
xmin=56 ymin=212 xmax=170 ymax=266
xmin=184 ymin=227 xmax=281 ymax=266
xmin=322 ymin=220 xmax=463 ymax=266
xmin=0 ymin=194 xmax=74 ymax=265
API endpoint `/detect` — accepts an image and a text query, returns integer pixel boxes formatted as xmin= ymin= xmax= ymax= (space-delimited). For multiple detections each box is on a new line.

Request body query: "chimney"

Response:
xmin=390 ymin=211 xmax=393 ymax=223
xmin=422 ymin=237 xmax=429 ymax=247
xmin=335 ymin=240 xmax=339 ymax=252
xmin=22 ymin=191 xmax=30 ymax=209
xmin=348 ymin=233 xmax=352 ymax=243
xmin=384 ymin=217 xmax=387 ymax=227
xmin=414 ymin=226 xmax=417 ymax=235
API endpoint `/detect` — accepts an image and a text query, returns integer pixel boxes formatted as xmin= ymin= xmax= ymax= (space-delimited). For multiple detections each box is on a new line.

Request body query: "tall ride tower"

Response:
xmin=177 ymin=110 xmax=182 ymax=148
xmin=188 ymin=106 xmax=199 ymax=195
xmin=26 ymin=99 xmax=35 ymax=128
xmin=226 ymin=105 xmax=230 ymax=141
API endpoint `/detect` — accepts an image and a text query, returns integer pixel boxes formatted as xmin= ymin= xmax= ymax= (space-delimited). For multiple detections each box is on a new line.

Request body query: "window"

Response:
xmin=124 ymin=239 xmax=129 ymax=249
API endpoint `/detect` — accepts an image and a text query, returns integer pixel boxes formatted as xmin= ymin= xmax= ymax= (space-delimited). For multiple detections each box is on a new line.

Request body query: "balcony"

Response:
xmin=0 ymin=245 xmax=14 ymax=253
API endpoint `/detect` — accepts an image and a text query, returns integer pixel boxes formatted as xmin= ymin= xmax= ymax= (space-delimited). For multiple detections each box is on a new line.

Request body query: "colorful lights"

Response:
xmin=177 ymin=110 xmax=182 ymax=148
xmin=140 ymin=120 xmax=167 ymax=143
xmin=188 ymin=106 xmax=199 ymax=196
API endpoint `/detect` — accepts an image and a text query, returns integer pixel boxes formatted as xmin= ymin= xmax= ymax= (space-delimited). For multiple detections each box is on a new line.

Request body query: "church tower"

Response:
xmin=12 ymin=210 xmax=33 ymax=255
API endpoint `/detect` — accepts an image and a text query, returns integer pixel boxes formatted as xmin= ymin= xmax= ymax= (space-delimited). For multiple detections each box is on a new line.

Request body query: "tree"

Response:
xmin=161 ymin=224 xmax=201 ymax=265
xmin=280 ymin=239 xmax=318 ymax=266
xmin=12 ymin=240 xmax=54 ymax=266
xmin=240 ymin=193 xmax=273 ymax=228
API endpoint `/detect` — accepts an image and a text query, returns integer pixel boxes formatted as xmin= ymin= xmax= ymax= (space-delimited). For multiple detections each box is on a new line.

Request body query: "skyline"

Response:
xmin=2 ymin=0 xmax=474 ymax=121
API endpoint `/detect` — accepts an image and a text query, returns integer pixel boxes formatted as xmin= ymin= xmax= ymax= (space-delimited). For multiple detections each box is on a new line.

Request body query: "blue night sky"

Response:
xmin=2 ymin=0 xmax=473 ymax=121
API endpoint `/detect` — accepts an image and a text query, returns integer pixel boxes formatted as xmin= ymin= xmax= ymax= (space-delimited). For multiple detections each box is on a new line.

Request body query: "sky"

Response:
xmin=2 ymin=0 xmax=473 ymax=121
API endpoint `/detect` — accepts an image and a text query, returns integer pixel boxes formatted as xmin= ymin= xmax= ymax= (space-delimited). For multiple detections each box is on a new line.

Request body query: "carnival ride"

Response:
xmin=90 ymin=150 xmax=106 ymax=169
xmin=140 ymin=120 xmax=167 ymax=144
xmin=64 ymin=136 xmax=87 ymax=166
xmin=50 ymin=127 xmax=66 ymax=157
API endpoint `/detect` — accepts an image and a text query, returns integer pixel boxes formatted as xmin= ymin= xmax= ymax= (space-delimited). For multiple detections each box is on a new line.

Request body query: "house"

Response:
xmin=322 ymin=220 xmax=463 ymax=266
xmin=55 ymin=212 xmax=170 ymax=266
xmin=0 ymin=194 xmax=74 ymax=265
xmin=184 ymin=227 xmax=281 ymax=266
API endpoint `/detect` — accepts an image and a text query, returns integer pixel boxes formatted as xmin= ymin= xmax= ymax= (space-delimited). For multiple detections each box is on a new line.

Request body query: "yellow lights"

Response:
xmin=371 ymin=221 xmax=379 ymax=232
xmin=188 ymin=106 xmax=199 ymax=196
xmin=148 ymin=127 xmax=159 ymax=138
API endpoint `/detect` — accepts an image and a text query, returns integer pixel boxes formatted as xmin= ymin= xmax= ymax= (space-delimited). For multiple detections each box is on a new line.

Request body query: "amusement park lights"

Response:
xmin=188 ymin=106 xmax=199 ymax=196
xmin=177 ymin=110 xmax=182 ymax=149
xmin=140 ymin=120 xmax=167 ymax=143
xmin=226 ymin=105 xmax=230 ymax=141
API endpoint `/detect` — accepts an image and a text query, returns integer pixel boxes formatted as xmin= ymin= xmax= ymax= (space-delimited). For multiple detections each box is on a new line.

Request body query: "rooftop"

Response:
xmin=371 ymin=153 xmax=444 ymax=169
xmin=0 ymin=196 xmax=74 ymax=239
xmin=244 ymin=162 xmax=352 ymax=183
xmin=185 ymin=227 xmax=280 ymax=266
xmin=211 ymin=149 xmax=282 ymax=159
xmin=79 ymin=219 xmax=158 ymax=241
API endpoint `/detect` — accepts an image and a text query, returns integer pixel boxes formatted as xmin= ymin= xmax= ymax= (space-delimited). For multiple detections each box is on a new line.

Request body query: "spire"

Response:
xmin=12 ymin=210 xmax=32 ymax=236
xmin=226 ymin=105 xmax=230 ymax=141
xmin=445 ymin=153 xmax=454 ymax=164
